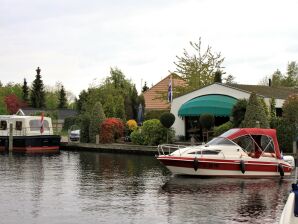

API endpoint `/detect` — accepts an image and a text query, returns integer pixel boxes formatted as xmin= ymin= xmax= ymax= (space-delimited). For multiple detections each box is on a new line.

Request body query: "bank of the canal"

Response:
xmin=60 ymin=142 xmax=158 ymax=155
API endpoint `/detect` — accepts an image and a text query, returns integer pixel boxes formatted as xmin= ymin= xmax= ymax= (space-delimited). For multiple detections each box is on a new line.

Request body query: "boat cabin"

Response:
xmin=0 ymin=115 xmax=54 ymax=137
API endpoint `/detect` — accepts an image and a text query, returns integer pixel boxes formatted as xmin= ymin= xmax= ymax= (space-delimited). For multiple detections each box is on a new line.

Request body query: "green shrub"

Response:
xmin=232 ymin=99 xmax=247 ymax=127
xmin=242 ymin=92 xmax=269 ymax=128
xmin=213 ymin=121 xmax=233 ymax=136
xmin=270 ymin=117 xmax=295 ymax=153
xmin=79 ymin=114 xmax=90 ymax=143
xmin=63 ymin=116 xmax=81 ymax=131
xmin=199 ymin=113 xmax=215 ymax=130
xmin=144 ymin=110 xmax=169 ymax=120
xmin=89 ymin=101 xmax=106 ymax=143
xmin=160 ymin=112 xmax=175 ymax=128
xmin=142 ymin=119 xmax=175 ymax=145
xmin=130 ymin=128 xmax=145 ymax=145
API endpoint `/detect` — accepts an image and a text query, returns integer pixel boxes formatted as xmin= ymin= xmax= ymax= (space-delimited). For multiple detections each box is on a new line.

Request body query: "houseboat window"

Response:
xmin=206 ymin=137 xmax=236 ymax=146
xmin=15 ymin=121 xmax=22 ymax=131
xmin=0 ymin=120 xmax=7 ymax=130
xmin=29 ymin=120 xmax=50 ymax=131
xmin=233 ymin=135 xmax=254 ymax=153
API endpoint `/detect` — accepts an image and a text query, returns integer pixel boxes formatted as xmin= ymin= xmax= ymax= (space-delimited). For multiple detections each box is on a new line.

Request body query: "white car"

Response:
xmin=69 ymin=130 xmax=80 ymax=142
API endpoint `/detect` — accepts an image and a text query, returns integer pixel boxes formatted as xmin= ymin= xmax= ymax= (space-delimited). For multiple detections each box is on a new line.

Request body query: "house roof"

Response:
xmin=143 ymin=74 xmax=186 ymax=110
xmin=20 ymin=108 xmax=78 ymax=120
xmin=226 ymin=83 xmax=298 ymax=99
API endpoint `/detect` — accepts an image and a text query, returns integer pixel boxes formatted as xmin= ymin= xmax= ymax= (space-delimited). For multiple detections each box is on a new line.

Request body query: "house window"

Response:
xmin=0 ymin=120 xmax=7 ymax=130
xmin=15 ymin=121 xmax=22 ymax=131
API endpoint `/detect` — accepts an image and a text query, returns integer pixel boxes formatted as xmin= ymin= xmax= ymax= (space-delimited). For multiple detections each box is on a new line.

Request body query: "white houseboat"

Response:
xmin=0 ymin=113 xmax=60 ymax=153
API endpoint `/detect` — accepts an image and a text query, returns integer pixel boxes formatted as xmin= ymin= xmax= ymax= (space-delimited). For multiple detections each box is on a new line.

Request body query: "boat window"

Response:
xmin=29 ymin=120 xmax=50 ymax=131
xmin=232 ymin=135 xmax=254 ymax=153
xmin=15 ymin=121 xmax=22 ymax=131
xmin=206 ymin=137 xmax=237 ymax=146
xmin=260 ymin=135 xmax=275 ymax=153
xmin=188 ymin=150 xmax=221 ymax=155
xmin=0 ymin=120 xmax=7 ymax=130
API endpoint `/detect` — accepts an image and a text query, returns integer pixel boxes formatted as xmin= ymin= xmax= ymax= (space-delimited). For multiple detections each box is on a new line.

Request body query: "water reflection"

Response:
xmin=160 ymin=176 xmax=292 ymax=224
xmin=0 ymin=151 xmax=294 ymax=224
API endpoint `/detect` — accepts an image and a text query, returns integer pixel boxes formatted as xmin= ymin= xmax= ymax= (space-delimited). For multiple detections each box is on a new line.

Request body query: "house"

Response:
xmin=143 ymin=73 xmax=186 ymax=111
xmin=171 ymin=83 xmax=298 ymax=139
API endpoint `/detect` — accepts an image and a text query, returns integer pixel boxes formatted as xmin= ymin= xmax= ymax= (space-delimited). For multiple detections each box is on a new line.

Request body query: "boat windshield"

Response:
xmin=206 ymin=137 xmax=237 ymax=146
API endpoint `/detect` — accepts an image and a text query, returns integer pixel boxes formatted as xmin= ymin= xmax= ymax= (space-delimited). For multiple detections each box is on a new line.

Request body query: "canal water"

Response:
xmin=0 ymin=151 xmax=293 ymax=224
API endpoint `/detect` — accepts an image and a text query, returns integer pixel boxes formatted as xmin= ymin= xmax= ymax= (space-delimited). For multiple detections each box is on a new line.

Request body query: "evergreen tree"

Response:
xmin=89 ymin=101 xmax=106 ymax=143
xmin=213 ymin=70 xmax=222 ymax=83
xmin=22 ymin=78 xmax=29 ymax=103
xmin=242 ymin=92 xmax=269 ymax=128
xmin=269 ymin=98 xmax=276 ymax=119
xmin=130 ymin=85 xmax=139 ymax=119
xmin=232 ymin=99 xmax=248 ymax=127
xmin=58 ymin=85 xmax=67 ymax=109
xmin=142 ymin=81 xmax=149 ymax=92
xmin=30 ymin=67 xmax=45 ymax=108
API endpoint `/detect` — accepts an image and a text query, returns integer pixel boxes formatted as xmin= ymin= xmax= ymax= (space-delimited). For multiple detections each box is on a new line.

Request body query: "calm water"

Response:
xmin=0 ymin=151 xmax=293 ymax=224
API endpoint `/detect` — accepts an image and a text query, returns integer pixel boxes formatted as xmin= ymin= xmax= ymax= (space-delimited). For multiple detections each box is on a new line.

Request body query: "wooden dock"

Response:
xmin=60 ymin=142 xmax=158 ymax=155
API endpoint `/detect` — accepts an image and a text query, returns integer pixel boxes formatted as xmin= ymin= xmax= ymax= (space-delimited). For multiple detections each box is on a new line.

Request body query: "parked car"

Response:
xmin=69 ymin=130 xmax=80 ymax=142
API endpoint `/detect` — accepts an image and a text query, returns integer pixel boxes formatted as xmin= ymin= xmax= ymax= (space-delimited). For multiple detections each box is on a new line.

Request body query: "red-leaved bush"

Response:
xmin=4 ymin=94 xmax=27 ymax=114
xmin=99 ymin=118 xmax=125 ymax=143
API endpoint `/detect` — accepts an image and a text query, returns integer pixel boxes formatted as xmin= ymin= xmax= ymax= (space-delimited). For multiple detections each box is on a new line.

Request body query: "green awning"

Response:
xmin=178 ymin=94 xmax=237 ymax=117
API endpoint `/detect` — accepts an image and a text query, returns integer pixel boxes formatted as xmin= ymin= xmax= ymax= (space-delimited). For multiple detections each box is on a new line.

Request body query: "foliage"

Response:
xmin=282 ymin=94 xmax=298 ymax=125
xmin=213 ymin=121 xmax=233 ymax=137
xmin=269 ymin=98 xmax=276 ymax=119
xmin=199 ymin=113 xmax=215 ymax=130
xmin=30 ymin=67 xmax=46 ymax=108
xmin=22 ymin=78 xmax=29 ymax=103
xmin=142 ymin=81 xmax=149 ymax=92
xmin=89 ymin=101 xmax=106 ymax=143
xmin=144 ymin=110 xmax=169 ymax=120
xmin=259 ymin=97 xmax=269 ymax=118
xmin=224 ymin=75 xmax=236 ymax=84
xmin=130 ymin=128 xmax=145 ymax=145
xmin=232 ymin=99 xmax=247 ymax=127
xmin=63 ymin=116 xmax=81 ymax=131
xmin=141 ymin=119 xmax=175 ymax=145
xmin=270 ymin=117 xmax=295 ymax=153
xmin=58 ymin=85 xmax=67 ymax=109
xmin=4 ymin=94 xmax=27 ymax=114
xmin=126 ymin=119 xmax=138 ymax=131
xmin=45 ymin=91 xmax=59 ymax=109
xmin=242 ymin=92 xmax=269 ymax=128
xmin=79 ymin=114 xmax=91 ymax=143
xmin=0 ymin=82 xmax=23 ymax=114
xmin=174 ymin=37 xmax=224 ymax=95
xmin=213 ymin=70 xmax=222 ymax=83
xmin=99 ymin=118 xmax=125 ymax=143
xmin=160 ymin=112 xmax=175 ymax=128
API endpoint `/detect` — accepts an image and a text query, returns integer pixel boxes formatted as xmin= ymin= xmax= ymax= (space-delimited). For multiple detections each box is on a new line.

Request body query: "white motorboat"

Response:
xmin=157 ymin=128 xmax=293 ymax=177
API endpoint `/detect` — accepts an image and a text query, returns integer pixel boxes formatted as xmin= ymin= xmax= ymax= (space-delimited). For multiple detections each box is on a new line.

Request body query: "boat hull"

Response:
xmin=157 ymin=156 xmax=292 ymax=177
xmin=0 ymin=135 xmax=60 ymax=153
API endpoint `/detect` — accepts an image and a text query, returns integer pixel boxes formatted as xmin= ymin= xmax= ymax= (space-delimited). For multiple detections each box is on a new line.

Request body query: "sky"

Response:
xmin=1 ymin=0 xmax=298 ymax=96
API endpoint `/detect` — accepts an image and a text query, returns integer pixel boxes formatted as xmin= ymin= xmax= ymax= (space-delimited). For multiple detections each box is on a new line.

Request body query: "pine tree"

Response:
xmin=30 ymin=67 xmax=45 ymax=108
xmin=142 ymin=81 xmax=149 ymax=92
xmin=22 ymin=78 xmax=29 ymax=104
xmin=89 ymin=101 xmax=106 ymax=143
xmin=242 ymin=92 xmax=269 ymax=128
xmin=269 ymin=98 xmax=276 ymax=119
xmin=58 ymin=85 xmax=67 ymax=109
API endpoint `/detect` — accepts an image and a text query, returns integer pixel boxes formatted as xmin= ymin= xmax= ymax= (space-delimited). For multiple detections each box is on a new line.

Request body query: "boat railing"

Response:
xmin=157 ymin=144 xmax=188 ymax=156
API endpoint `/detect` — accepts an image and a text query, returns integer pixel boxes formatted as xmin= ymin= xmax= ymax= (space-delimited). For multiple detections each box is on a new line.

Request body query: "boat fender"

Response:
xmin=278 ymin=163 xmax=284 ymax=177
xmin=193 ymin=157 xmax=199 ymax=171
xmin=240 ymin=160 xmax=245 ymax=174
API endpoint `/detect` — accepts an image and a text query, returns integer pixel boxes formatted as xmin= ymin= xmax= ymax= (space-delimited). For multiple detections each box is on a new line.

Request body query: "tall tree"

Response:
xmin=89 ymin=101 xmax=106 ymax=143
xmin=174 ymin=37 xmax=224 ymax=95
xmin=224 ymin=74 xmax=236 ymax=84
xmin=242 ymin=92 xmax=269 ymax=128
xmin=142 ymin=81 xmax=149 ymax=92
xmin=22 ymin=78 xmax=29 ymax=104
xmin=58 ymin=85 xmax=67 ymax=109
xmin=213 ymin=70 xmax=222 ymax=83
xmin=30 ymin=67 xmax=45 ymax=108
